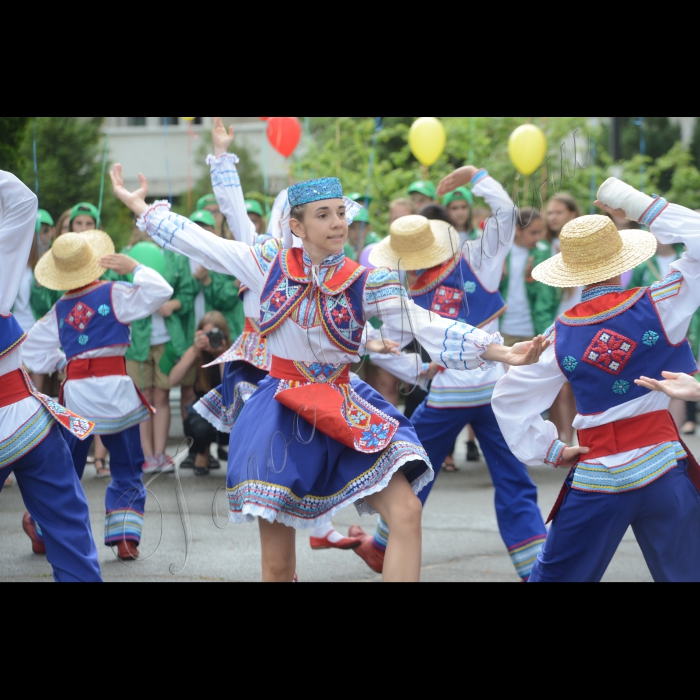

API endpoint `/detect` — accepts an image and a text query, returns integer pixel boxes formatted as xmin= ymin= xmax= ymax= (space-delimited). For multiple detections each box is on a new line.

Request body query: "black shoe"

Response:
xmin=209 ymin=455 xmax=222 ymax=471
xmin=181 ymin=455 xmax=195 ymax=470
xmin=466 ymin=441 xmax=480 ymax=462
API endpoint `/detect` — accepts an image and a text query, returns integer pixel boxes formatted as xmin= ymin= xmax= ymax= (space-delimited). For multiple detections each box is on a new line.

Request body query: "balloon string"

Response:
xmin=97 ymin=134 xmax=109 ymax=229
xmin=163 ymin=118 xmax=173 ymax=206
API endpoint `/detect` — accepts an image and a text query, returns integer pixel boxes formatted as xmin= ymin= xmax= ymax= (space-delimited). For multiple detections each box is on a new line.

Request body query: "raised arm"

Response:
xmin=209 ymin=117 xmax=259 ymax=245
xmin=109 ymin=265 xmax=174 ymax=324
xmin=0 ymin=170 xmax=38 ymax=315
xmin=111 ymin=165 xmax=273 ymax=298
xmin=597 ymin=178 xmax=700 ymax=344
xmin=364 ymin=268 xmax=547 ymax=370
xmin=23 ymin=307 xmax=65 ymax=374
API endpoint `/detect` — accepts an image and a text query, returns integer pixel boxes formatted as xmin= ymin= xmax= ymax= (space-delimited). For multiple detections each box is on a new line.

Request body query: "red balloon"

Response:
xmin=267 ymin=117 xmax=302 ymax=158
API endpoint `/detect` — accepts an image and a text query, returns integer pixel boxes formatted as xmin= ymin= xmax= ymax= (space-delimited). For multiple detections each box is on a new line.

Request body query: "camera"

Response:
xmin=206 ymin=328 xmax=226 ymax=350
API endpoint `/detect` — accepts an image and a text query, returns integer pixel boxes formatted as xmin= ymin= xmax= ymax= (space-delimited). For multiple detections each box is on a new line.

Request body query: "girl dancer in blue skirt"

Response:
xmin=111 ymin=164 xmax=547 ymax=582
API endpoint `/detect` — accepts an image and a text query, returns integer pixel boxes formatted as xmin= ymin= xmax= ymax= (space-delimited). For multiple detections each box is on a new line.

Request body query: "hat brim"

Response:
xmin=368 ymin=221 xmax=462 ymax=272
xmin=532 ymin=230 xmax=658 ymax=288
xmin=35 ymin=230 xmax=115 ymax=292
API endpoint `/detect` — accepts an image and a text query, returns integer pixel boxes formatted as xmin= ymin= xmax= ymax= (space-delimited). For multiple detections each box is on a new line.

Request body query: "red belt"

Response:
xmin=270 ymin=357 xmax=350 ymax=384
xmin=0 ymin=369 xmax=31 ymax=408
xmin=66 ymin=356 xmax=127 ymax=381
xmin=244 ymin=318 xmax=261 ymax=334
xmin=548 ymin=410 xmax=700 ymax=523
xmin=578 ymin=410 xmax=679 ymax=461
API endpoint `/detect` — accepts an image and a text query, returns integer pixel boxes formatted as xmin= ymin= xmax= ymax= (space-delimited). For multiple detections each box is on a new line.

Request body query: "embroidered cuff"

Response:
xmin=475 ymin=331 xmax=504 ymax=371
xmin=545 ymin=440 xmax=567 ymax=468
xmin=136 ymin=200 xmax=171 ymax=232
xmin=206 ymin=152 xmax=241 ymax=166
xmin=471 ymin=169 xmax=489 ymax=187
xmin=420 ymin=362 xmax=430 ymax=375
xmin=57 ymin=357 xmax=67 ymax=372
xmin=132 ymin=264 xmax=144 ymax=275
xmin=640 ymin=196 xmax=669 ymax=227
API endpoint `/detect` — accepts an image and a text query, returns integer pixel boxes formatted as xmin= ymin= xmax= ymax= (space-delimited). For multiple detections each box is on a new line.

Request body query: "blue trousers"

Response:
xmin=65 ymin=425 xmax=146 ymax=547
xmin=411 ymin=401 xmax=547 ymax=579
xmin=530 ymin=460 xmax=700 ymax=582
xmin=1 ymin=425 xmax=102 ymax=582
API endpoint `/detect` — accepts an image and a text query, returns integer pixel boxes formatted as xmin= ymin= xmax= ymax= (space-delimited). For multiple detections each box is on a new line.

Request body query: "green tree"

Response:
xmin=18 ymin=117 xmax=132 ymax=249
xmin=0 ymin=117 xmax=30 ymax=173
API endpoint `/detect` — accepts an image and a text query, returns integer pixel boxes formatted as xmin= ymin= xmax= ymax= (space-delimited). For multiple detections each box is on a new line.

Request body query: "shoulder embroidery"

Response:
xmin=253 ymin=239 xmax=283 ymax=275
xmin=365 ymin=268 xmax=405 ymax=306
xmin=650 ymin=270 xmax=683 ymax=303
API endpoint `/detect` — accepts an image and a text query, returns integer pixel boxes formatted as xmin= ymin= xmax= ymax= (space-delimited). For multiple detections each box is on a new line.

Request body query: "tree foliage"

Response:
xmin=0 ymin=117 xmax=30 ymax=173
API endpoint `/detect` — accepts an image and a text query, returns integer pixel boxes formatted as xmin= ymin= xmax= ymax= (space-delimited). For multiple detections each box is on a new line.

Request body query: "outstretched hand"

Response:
xmin=437 ymin=166 xmax=478 ymax=197
xmin=213 ymin=117 xmax=234 ymax=157
xmin=99 ymin=254 xmax=138 ymax=276
xmin=110 ymin=164 xmax=149 ymax=216
xmin=636 ymin=372 xmax=700 ymax=402
xmin=502 ymin=335 xmax=551 ymax=367
xmin=365 ymin=338 xmax=401 ymax=356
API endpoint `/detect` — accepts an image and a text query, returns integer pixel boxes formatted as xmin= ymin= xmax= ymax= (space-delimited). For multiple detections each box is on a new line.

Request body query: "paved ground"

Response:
xmin=2 ymin=430 xmax=698 ymax=583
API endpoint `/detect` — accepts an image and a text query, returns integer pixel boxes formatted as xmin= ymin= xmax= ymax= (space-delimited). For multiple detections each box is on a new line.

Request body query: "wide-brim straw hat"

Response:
xmin=35 ymin=230 xmax=115 ymax=291
xmin=532 ymin=215 xmax=658 ymax=288
xmin=369 ymin=215 xmax=461 ymax=271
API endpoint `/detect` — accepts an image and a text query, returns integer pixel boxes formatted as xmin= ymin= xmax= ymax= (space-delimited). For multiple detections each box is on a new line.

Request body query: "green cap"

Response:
xmin=443 ymin=186 xmax=474 ymax=208
xmin=408 ymin=180 xmax=437 ymax=200
xmin=348 ymin=192 xmax=372 ymax=206
xmin=70 ymin=202 xmax=99 ymax=224
xmin=197 ymin=194 xmax=218 ymax=210
xmin=245 ymin=200 xmax=265 ymax=218
xmin=352 ymin=208 xmax=370 ymax=224
xmin=37 ymin=209 xmax=54 ymax=228
xmin=190 ymin=210 xmax=217 ymax=228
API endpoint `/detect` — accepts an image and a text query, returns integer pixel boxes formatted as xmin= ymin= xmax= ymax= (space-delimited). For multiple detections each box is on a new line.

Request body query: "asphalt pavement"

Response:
xmin=2 ymin=430 xmax=698 ymax=583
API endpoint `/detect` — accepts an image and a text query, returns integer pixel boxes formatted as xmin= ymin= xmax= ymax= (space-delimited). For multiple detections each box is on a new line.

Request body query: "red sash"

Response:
xmin=0 ymin=369 xmax=33 ymax=408
xmin=270 ymin=357 xmax=398 ymax=454
xmin=548 ymin=410 xmax=700 ymax=523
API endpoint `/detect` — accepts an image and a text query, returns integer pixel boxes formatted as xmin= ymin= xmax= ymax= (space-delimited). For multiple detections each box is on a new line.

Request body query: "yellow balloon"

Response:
xmin=181 ymin=117 xmax=196 ymax=122
xmin=409 ymin=117 xmax=447 ymax=167
xmin=508 ymin=124 xmax=548 ymax=176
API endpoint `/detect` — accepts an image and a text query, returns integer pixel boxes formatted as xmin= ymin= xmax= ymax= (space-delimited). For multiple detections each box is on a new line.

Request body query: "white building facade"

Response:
xmin=101 ymin=117 xmax=290 ymax=198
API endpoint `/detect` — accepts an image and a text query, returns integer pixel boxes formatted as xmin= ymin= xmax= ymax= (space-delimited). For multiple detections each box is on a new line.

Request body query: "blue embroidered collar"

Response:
xmin=581 ymin=284 xmax=624 ymax=302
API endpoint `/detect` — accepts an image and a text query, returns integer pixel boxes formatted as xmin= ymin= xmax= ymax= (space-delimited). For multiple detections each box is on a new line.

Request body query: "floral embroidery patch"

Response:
xmin=562 ymin=356 xmax=578 ymax=373
xmin=78 ymin=335 xmax=89 ymax=346
xmin=431 ymin=285 xmax=464 ymax=319
xmin=98 ymin=305 xmax=111 ymax=317
xmin=463 ymin=281 xmax=477 ymax=294
xmin=643 ymin=330 xmax=660 ymax=347
xmin=583 ymin=329 xmax=637 ymax=376
xmin=66 ymin=302 xmax=95 ymax=332
xmin=613 ymin=380 xmax=631 ymax=395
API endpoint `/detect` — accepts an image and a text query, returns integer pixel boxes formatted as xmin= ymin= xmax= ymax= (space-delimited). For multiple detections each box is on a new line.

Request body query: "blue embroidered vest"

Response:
xmin=555 ymin=281 xmax=697 ymax=415
xmin=0 ymin=313 xmax=27 ymax=360
xmin=410 ymin=255 xmax=506 ymax=328
xmin=56 ymin=282 xmax=131 ymax=360
xmin=259 ymin=249 xmax=370 ymax=355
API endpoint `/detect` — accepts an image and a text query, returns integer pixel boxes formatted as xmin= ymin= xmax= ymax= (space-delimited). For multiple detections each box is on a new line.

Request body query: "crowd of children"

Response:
xmin=2 ymin=115 xmax=700 ymax=583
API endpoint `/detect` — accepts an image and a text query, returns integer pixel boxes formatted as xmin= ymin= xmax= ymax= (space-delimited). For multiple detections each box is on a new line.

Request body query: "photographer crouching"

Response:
xmin=169 ymin=312 xmax=231 ymax=476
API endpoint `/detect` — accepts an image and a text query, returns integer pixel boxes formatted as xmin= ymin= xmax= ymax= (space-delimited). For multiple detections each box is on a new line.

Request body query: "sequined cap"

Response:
xmin=288 ymin=178 xmax=344 ymax=207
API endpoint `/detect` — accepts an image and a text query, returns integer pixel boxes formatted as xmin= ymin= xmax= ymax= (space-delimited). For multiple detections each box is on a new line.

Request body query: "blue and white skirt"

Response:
xmin=226 ymin=374 xmax=433 ymax=530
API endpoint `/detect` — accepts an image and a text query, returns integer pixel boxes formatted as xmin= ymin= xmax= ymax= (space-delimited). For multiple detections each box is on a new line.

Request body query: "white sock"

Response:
xmin=597 ymin=178 xmax=654 ymax=222
xmin=310 ymin=524 xmax=346 ymax=544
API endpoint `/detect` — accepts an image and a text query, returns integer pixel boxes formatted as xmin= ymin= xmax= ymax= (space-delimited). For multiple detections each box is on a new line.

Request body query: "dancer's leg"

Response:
xmin=365 ymin=470 xmax=423 ymax=583
xmin=258 ymin=519 xmax=297 ymax=583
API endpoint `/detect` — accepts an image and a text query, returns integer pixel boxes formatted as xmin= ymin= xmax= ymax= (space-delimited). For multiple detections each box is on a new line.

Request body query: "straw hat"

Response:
xmin=369 ymin=215 xmax=460 ymax=271
xmin=35 ymin=230 xmax=115 ymax=291
xmin=532 ymin=215 xmax=657 ymax=288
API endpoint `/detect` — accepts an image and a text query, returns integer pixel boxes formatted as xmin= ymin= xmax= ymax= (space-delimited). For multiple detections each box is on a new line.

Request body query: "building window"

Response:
xmin=127 ymin=117 xmax=147 ymax=126
xmin=161 ymin=117 xmax=203 ymax=126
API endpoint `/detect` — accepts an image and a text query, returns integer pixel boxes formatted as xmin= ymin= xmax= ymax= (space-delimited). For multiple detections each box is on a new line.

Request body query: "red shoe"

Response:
xmin=116 ymin=541 xmax=140 ymax=561
xmin=310 ymin=533 xmax=363 ymax=551
xmin=22 ymin=512 xmax=46 ymax=555
xmin=349 ymin=527 xmax=385 ymax=575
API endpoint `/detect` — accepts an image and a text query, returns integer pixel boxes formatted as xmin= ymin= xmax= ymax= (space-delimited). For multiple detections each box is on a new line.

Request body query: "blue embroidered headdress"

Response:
xmin=278 ymin=178 xmax=364 ymax=249
xmin=288 ymin=178 xmax=344 ymax=207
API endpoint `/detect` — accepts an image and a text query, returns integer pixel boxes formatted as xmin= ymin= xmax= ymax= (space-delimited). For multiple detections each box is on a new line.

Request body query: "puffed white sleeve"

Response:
xmin=466 ymin=169 xmax=517 ymax=292
xmin=0 ymin=171 xmax=38 ymax=315
xmin=111 ymin=265 xmax=174 ymax=324
xmin=364 ymin=268 xmax=503 ymax=371
xmin=23 ymin=307 xmax=65 ymax=374
xmin=138 ymin=201 xmax=280 ymax=298
xmin=492 ymin=341 xmax=567 ymax=468
xmin=370 ymin=351 xmax=431 ymax=389
xmin=642 ymin=199 xmax=700 ymax=344
xmin=208 ymin=153 xmax=258 ymax=245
